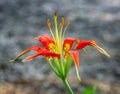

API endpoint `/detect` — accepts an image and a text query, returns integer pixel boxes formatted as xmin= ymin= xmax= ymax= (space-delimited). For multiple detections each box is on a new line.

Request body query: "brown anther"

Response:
xmin=66 ymin=19 xmax=70 ymax=28
xmin=59 ymin=23 xmax=63 ymax=30
xmin=54 ymin=12 xmax=58 ymax=18
xmin=47 ymin=19 xmax=51 ymax=30
xmin=61 ymin=17 xmax=64 ymax=25
xmin=54 ymin=12 xmax=58 ymax=26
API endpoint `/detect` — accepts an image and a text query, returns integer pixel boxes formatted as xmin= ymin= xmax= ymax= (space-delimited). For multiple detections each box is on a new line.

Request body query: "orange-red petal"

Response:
xmin=23 ymin=49 xmax=60 ymax=62
xmin=63 ymin=38 xmax=77 ymax=51
xmin=75 ymin=40 xmax=93 ymax=50
xmin=69 ymin=51 xmax=79 ymax=70
xmin=42 ymin=50 xmax=60 ymax=59
xmin=76 ymin=40 xmax=111 ymax=57
xmin=35 ymin=34 xmax=55 ymax=50
xmin=23 ymin=52 xmax=40 ymax=62
xmin=9 ymin=46 xmax=42 ymax=62
xmin=69 ymin=51 xmax=81 ymax=80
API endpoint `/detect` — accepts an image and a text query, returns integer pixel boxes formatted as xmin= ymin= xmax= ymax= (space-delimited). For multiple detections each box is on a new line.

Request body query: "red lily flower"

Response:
xmin=10 ymin=13 xmax=110 ymax=83
xmin=63 ymin=39 xmax=110 ymax=80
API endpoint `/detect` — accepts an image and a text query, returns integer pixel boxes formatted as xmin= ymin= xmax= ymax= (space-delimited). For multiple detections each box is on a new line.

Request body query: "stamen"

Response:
xmin=47 ymin=19 xmax=51 ymax=30
xmin=59 ymin=23 xmax=63 ymax=30
xmin=61 ymin=17 xmax=64 ymax=25
xmin=54 ymin=12 xmax=58 ymax=25
xmin=59 ymin=17 xmax=64 ymax=30
xmin=54 ymin=12 xmax=58 ymax=18
xmin=62 ymin=19 xmax=70 ymax=39
xmin=47 ymin=19 xmax=55 ymax=40
xmin=66 ymin=19 xmax=70 ymax=29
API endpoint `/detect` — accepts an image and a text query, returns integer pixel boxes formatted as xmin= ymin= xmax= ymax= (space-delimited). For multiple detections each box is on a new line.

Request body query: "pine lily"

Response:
xmin=9 ymin=13 xmax=110 ymax=94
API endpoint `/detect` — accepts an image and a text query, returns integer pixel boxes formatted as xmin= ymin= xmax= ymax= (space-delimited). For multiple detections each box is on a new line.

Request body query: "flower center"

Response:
xmin=64 ymin=43 xmax=70 ymax=52
xmin=49 ymin=43 xmax=56 ymax=52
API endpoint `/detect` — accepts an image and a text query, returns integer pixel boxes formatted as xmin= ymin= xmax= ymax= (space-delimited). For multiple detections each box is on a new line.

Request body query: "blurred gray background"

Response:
xmin=0 ymin=0 xmax=120 ymax=94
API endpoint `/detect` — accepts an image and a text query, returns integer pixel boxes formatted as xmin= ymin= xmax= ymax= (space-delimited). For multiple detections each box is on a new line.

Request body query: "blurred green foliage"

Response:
xmin=81 ymin=87 xmax=96 ymax=94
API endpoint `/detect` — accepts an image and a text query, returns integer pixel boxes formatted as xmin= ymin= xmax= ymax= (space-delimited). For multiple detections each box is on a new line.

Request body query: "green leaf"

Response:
xmin=81 ymin=87 xmax=96 ymax=94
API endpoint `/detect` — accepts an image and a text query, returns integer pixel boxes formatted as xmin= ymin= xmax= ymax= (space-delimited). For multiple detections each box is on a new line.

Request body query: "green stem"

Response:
xmin=62 ymin=79 xmax=74 ymax=94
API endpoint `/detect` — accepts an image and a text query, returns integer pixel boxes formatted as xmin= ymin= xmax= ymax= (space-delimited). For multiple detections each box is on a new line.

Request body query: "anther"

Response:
xmin=61 ymin=17 xmax=64 ymax=25
xmin=59 ymin=23 xmax=62 ymax=30
xmin=66 ymin=20 xmax=70 ymax=29
xmin=54 ymin=12 xmax=58 ymax=18
xmin=47 ymin=19 xmax=51 ymax=30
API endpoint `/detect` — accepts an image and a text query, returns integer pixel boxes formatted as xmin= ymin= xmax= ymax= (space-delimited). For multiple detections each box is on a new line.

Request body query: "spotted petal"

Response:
xmin=35 ymin=34 xmax=55 ymax=50
xmin=63 ymin=38 xmax=77 ymax=52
